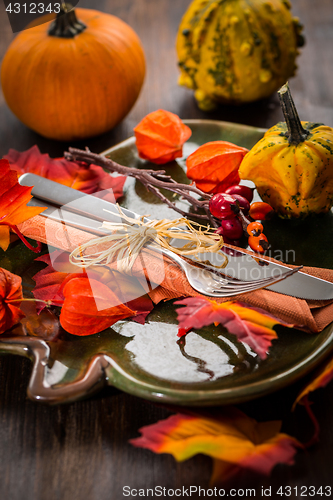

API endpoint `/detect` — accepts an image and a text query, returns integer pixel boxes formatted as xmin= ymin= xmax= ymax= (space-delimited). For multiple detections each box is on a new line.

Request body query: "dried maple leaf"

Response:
xmin=186 ymin=141 xmax=248 ymax=194
xmin=0 ymin=159 xmax=46 ymax=251
xmin=0 ymin=267 xmax=25 ymax=334
xmin=134 ymin=109 xmax=192 ymax=164
xmin=294 ymin=356 xmax=333 ymax=410
xmin=130 ymin=407 xmax=301 ymax=485
xmin=292 ymin=356 xmax=333 ymax=447
xmin=175 ymin=297 xmax=288 ymax=359
xmin=5 ymin=145 xmax=126 ymax=202
xmin=60 ymin=277 xmax=136 ymax=335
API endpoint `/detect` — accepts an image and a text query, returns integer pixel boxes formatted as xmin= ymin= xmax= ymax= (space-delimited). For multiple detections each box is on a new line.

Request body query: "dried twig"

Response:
xmin=65 ymin=147 xmax=220 ymax=226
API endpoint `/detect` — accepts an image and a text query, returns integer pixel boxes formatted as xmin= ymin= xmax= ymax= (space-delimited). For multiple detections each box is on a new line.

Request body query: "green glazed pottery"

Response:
xmin=1 ymin=120 xmax=333 ymax=405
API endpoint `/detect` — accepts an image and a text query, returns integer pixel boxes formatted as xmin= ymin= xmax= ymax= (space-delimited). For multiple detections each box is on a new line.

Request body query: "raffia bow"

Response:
xmin=69 ymin=205 xmax=227 ymax=273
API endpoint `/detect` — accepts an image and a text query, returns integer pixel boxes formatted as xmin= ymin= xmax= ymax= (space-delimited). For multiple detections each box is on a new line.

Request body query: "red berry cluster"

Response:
xmin=208 ymin=185 xmax=274 ymax=253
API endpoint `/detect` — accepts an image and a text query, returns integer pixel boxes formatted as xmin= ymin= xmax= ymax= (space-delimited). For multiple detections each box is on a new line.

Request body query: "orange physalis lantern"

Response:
xmin=134 ymin=109 xmax=192 ymax=164
xmin=0 ymin=267 xmax=24 ymax=334
xmin=186 ymin=141 xmax=248 ymax=194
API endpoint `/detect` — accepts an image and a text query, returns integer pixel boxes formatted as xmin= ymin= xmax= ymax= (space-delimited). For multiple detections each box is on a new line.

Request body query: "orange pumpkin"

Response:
xmin=1 ymin=5 xmax=146 ymax=141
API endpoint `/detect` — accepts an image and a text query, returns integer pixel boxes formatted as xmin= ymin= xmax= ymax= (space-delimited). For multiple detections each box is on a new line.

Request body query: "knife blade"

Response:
xmin=20 ymin=173 xmax=333 ymax=300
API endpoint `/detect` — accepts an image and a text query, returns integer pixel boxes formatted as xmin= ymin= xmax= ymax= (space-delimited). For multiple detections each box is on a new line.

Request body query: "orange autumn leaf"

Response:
xmin=0 ymin=267 xmax=25 ymax=334
xmin=186 ymin=141 xmax=248 ymax=194
xmin=293 ymin=356 xmax=333 ymax=410
xmin=60 ymin=277 xmax=136 ymax=335
xmin=130 ymin=407 xmax=301 ymax=485
xmin=291 ymin=357 xmax=333 ymax=447
xmin=0 ymin=159 xmax=46 ymax=251
xmin=134 ymin=109 xmax=192 ymax=164
xmin=175 ymin=297 xmax=285 ymax=359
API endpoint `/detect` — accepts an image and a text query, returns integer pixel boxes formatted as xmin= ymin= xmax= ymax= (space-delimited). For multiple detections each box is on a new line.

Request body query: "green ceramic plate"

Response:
xmin=1 ymin=119 xmax=333 ymax=406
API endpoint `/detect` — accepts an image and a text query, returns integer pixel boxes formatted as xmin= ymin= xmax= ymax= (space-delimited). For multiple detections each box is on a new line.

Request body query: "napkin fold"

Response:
xmin=18 ymin=215 xmax=333 ymax=333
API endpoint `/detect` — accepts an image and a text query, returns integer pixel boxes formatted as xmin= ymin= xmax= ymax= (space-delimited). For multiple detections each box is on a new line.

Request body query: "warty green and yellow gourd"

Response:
xmin=239 ymin=84 xmax=333 ymax=217
xmin=176 ymin=0 xmax=304 ymax=110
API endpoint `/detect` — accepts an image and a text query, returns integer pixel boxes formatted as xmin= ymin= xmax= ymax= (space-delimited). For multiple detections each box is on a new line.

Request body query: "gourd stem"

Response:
xmin=278 ymin=83 xmax=309 ymax=145
xmin=48 ymin=3 xmax=86 ymax=38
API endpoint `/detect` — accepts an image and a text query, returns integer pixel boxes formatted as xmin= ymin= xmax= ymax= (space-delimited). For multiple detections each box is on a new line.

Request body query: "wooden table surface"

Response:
xmin=1 ymin=1 xmax=333 ymax=499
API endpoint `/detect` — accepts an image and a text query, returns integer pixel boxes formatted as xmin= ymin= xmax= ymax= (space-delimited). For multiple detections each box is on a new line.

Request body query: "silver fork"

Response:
xmin=155 ymin=246 xmax=302 ymax=297
xmin=28 ymin=195 xmax=301 ymax=297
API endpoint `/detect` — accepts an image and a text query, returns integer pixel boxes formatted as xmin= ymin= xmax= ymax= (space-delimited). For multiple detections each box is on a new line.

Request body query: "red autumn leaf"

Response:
xmin=134 ymin=109 xmax=192 ymax=164
xmin=5 ymin=145 xmax=126 ymax=202
xmin=175 ymin=297 xmax=287 ymax=359
xmin=33 ymin=251 xmax=154 ymax=323
xmin=32 ymin=251 xmax=85 ymax=310
xmin=0 ymin=267 xmax=25 ymax=334
xmin=60 ymin=277 xmax=136 ymax=336
xmin=0 ymin=159 xmax=46 ymax=251
xmin=186 ymin=141 xmax=248 ymax=194
xmin=130 ymin=407 xmax=301 ymax=485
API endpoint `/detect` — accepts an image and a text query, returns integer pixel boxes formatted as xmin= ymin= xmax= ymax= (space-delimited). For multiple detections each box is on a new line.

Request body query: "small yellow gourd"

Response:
xmin=176 ymin=0 xmax=304 ymax=110
xmin=239 ymin=84 xmax=333 ymax=218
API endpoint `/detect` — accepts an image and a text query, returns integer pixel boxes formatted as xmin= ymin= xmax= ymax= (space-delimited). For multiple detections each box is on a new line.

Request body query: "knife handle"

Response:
xmin=20 ymin=173 xmax=137 ymax=223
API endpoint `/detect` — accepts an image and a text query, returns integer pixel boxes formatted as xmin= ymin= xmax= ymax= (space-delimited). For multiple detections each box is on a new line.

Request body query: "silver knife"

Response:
xmin=20 ymin=173 xmax=333 ymax=300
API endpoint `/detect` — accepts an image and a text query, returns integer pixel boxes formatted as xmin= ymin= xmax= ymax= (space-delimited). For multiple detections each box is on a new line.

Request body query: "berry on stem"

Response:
xmin=219 ymin=217 xmax=244 ymax=239
xmin=247 ymin=221 xmax=263 ymax=237
xmin=249 ymin=202 xmax=274 ymax=221
xmin=248 ymin=234 xmax=269 ymax=253
xmin=230 ymin=194 xmax=250 ymax=214
xmin=225 ymin=185 xmax=254 ymax=203
xmin=209 ymin=193 xmax=239 ymax=219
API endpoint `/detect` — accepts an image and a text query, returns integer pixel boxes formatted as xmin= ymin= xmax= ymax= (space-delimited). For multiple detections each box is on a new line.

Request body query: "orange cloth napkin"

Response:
xmin=18 ymin=215 xmax=333 ymax=333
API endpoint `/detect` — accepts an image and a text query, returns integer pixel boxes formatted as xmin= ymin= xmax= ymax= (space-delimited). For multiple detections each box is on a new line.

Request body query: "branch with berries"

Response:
xmin=65 ymin=147 xmax=274 ymax=253
xmin=209 ymin=190 xmax=274 ymax=253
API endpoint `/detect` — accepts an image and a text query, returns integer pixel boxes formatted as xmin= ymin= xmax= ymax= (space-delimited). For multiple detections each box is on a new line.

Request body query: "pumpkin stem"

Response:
xmin=48 ymin=3 xmax=86 ymax=38
xmin=278 ymin=83 xmax=309 ymax=145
